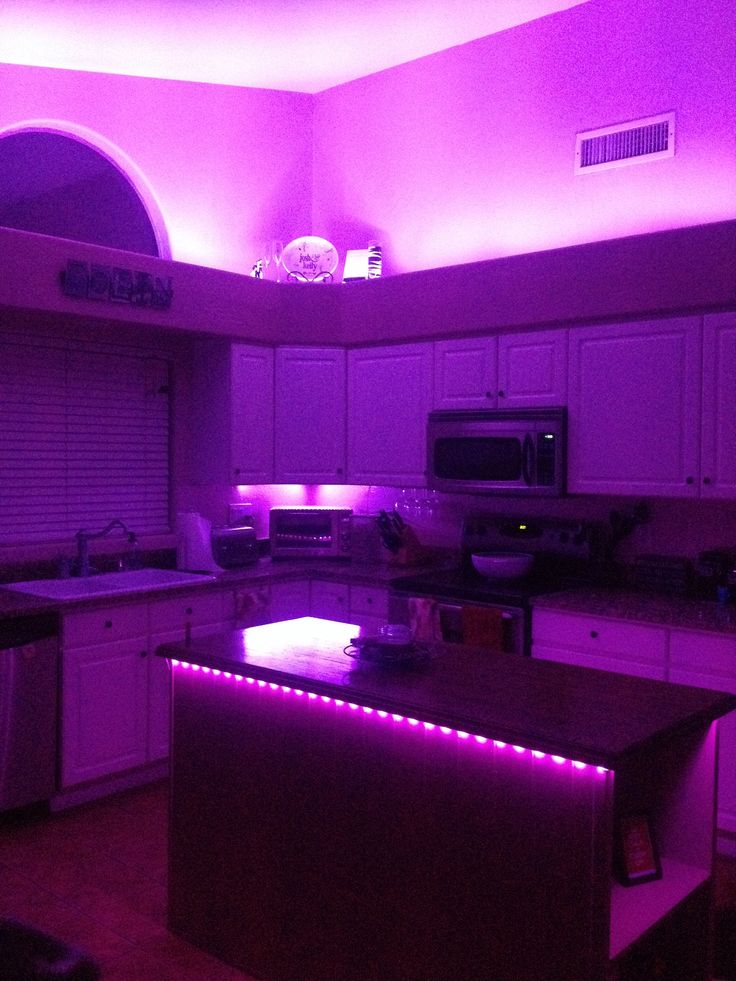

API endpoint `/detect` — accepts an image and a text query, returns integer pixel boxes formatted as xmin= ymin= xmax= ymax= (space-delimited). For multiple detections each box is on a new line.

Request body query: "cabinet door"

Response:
xmin=275 ymin=347 xmax=346 ymax=483
xmin=669 ymin=629 xmax=736 ymax=835
xmin=61 ymin=639 xmax=148 ymax=787
xmin=567 ymin=318 xmax=700 ymax=496
xmin=310 ymin=579 xmax=350 ymax=622
xmin=701 ymin=313 xmax=736 ymax=498
xmin=231 ymin=344 xmax=274 ymax=485
xmin=269 ymin=580 xmax=310 ymax=622
xmin=348 ymin=342 xmax=433 ymax=485
xmin=433 ymin=337 xmax=498 ymax=408
xmin=497 ymin=329 xmax=567 ymax=407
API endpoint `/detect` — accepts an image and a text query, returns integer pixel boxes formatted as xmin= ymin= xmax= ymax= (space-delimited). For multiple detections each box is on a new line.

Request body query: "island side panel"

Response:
xmin=167 ymin=665 xmax=614 ymax=981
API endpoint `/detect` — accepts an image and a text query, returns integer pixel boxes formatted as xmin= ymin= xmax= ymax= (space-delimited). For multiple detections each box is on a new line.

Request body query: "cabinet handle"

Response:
xmin=105 ymin=619 xmax=113 ymax=629
xmin=366 ymin=597 xmax=373 ymax=605
xmin=498 ymin=390 xmax=505 ymax=399
xmin=185 ymin=606 xmax=193 ymax=615
xmin=336 ymin=467 xmax=343 ymax=475
xmin=590 ymin=630 xmax=598 ymax=639
xmin=485 ymin=391 xmax=495 ymax=399
xmin=703 ymin=476 xmax=711 ymax=485
xmin=140 ymin=649 xmax=148 ymax=658
xmin=685 ymin=477 xmax=694 ymax=485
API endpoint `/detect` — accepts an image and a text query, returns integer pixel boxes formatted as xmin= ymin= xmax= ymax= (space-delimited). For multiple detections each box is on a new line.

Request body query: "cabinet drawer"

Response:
xmin=63 ymin=603 xmax=148 ymax=649
xmin=350 ymin=585 xmax=388 ymax=620
xmin=669 ymin=629 xmax=736 ymax=680
xmin=149 ymin=591 xmax=224 ymax=631
xmin=310 ymin=580 xmax=350 ymax=619
xmin=533 ymin=609 xmax=667 ymax=663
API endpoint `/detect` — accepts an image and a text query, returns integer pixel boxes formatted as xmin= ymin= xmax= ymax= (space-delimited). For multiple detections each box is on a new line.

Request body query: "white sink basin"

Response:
xmin=5 ymin=568 xmax=217 ymax=601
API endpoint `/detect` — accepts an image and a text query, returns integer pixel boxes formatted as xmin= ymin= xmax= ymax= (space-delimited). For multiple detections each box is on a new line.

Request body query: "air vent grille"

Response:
xmin=575 ymin=113 xmax=675 ymax=174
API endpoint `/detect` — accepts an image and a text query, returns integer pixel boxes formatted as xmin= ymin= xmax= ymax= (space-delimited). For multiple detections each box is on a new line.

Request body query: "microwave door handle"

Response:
xmin=522 ymin=433 xmax=536 ymax=486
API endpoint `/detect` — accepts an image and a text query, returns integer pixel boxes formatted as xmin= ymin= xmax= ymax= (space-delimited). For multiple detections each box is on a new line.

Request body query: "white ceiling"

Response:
xmin=0 ymin=0 xmax=589 ymax=93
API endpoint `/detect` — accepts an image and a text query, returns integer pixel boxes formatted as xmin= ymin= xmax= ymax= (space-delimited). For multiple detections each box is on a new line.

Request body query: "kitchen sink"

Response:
xmin=4 ymin=568 xmax=217 ymax=601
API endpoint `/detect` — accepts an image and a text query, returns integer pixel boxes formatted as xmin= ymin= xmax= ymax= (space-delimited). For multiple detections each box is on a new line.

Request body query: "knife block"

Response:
xmin=387 ymin=525 xmax=427 ymax=566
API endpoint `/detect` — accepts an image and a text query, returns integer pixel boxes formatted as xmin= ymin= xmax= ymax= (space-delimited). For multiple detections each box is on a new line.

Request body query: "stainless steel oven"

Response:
xmin=388 ymin=514 xmax=609 ymax=656
xmin=388 ymin=591 xmax=526 ymax=655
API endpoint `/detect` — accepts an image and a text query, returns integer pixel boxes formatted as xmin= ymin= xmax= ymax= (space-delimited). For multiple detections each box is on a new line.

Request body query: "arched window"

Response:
xmin=0 ymin=127 xmax=166 ymax=257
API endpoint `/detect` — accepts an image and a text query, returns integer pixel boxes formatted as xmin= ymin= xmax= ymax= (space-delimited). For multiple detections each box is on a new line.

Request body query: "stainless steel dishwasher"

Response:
xmin=0 ymin=613 xmax=58 ymax=811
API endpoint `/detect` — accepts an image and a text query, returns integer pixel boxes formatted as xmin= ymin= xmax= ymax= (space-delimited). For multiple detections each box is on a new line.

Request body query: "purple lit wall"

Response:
xmin=0 ymin=64 xmax=313 ymax=273
xmin=313 ymin=0 xmax=736 ymax=274
xmin=1 ymin=0 xmax=734 ymax=277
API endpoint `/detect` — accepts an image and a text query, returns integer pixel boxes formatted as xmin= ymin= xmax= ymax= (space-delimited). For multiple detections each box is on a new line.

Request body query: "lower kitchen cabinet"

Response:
xmin=310 ymin=579 xmax=388 ymax=633
xmin=269 ymin=579 xmax=311 ymax=622
xmin=532 ymin=609 xmax=667 ymax=679
xmin=668 ymin=628 xmax=736 ymax=837
xmin=60 ymin=590 xmax=230 ymax=790
xmin=61 ymin=603 xmax=150 ymax=788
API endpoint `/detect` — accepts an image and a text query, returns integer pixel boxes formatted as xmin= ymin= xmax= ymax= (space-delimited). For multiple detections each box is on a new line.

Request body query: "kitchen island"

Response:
xmin=158 ymin=617 xmax=736 ymax=981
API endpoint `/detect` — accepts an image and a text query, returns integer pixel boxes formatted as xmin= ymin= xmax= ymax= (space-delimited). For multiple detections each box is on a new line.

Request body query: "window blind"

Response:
xmin=0 ymin=334 xmax=170 ymax=545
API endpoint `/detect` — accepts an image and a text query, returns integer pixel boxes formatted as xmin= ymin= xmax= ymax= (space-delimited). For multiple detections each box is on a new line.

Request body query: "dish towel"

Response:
xmin=408 ymin=597 xmax=441 ymax=643
xmin=460 ymin=605 xmax=505 ymax=651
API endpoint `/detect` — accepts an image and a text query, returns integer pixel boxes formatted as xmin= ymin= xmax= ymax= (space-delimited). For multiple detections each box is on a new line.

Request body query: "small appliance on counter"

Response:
xmin=176 ymin=511 xmax=258 ymax=572
xmin=269 ymin=506 xmax=352 ymax=559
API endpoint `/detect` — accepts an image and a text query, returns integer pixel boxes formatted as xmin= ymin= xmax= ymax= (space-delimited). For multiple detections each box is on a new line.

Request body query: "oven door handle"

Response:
xmin=436 ymin=602 xmax=515 ymax=621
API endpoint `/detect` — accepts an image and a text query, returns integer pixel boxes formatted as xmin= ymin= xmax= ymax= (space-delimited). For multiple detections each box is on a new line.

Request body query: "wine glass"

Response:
xmin=262 ymin=242 xmax=272 ymax=280
xmin=272 ymin=240 xmax=284 ymax=283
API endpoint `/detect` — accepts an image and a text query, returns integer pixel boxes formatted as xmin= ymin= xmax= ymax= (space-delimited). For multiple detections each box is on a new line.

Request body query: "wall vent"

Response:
xmin=575 ymin=112 xmax=675 ymax=174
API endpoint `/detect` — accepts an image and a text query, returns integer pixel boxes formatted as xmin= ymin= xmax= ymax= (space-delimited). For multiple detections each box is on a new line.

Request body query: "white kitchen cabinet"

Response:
xmin=148 ymin=590 xmax=228 ymax=761
xmin=310 ymin=579 xmax=351 ymax=621
xmin=349 ymin=583 xmax=389 ymax=634
xmin=275 ymin=347 xmax=346 ymax=483
xmin=187 ymin=340 xmax=274 ymax=486
xmin=61 ymin=589 xmax=230 ymax=788
xmin=567 ymin=317 xmax=700 ymax=496
xmin=269 ymin=579 xmax=311 ymax=622
xmin=61 ymin=603 xmax=150 ymax=787
xmin=668 ymin=628 xmax=736 ymax=836
xmin=347 ymin=342 xmax=434 ymax=485
xmin=433 ymin=336 xmax=498 ymax=408
xmin=231 ymin=343 xmax=274 ymax=485
xmin=532 ymin=608 xmax=667 ymax=680
xmin=433 ymin=329 xmax=567 ymax=409
xmin=497 ymin=329 xmax=568 ymax=407
xmin=700 ymin=313 xmax=736 ymax=498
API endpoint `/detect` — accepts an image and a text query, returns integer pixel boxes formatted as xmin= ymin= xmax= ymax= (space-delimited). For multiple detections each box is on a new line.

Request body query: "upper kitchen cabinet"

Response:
xmin=700 ymin=313 xmax=736 ymax=498
xmin=433 ymin=329 xmax=567 ymax=409
xmin=433 ymin=335 xmax=498 ymax=408
xmin=231 ymin=344 xmax=275 ymax=485
xmin=275 ymin=347 xmax=346 ymax=483
xmin=347 ymin=342 xmax=433 ymax=485
xmin=186 ymin=339 xmax=274 ymax=486
xmin=567 ymin=317 xmax=700 ymax=497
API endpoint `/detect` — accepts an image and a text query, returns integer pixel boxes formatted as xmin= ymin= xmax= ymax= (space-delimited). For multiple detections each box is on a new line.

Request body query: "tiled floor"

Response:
xmin=0 ymin=781 xmax=253 ymax=980
xmin=1 ymin=780 xmax=735 ymax=980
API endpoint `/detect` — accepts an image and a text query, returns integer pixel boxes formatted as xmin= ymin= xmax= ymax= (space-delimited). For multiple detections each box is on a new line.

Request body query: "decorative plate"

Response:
xmin=282 ymin=236 xmax=339 ymax=282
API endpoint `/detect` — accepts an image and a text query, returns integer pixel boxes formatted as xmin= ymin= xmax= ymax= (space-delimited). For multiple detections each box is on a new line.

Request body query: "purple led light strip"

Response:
xmin=171 ymin=659 xmax=610 ymax=775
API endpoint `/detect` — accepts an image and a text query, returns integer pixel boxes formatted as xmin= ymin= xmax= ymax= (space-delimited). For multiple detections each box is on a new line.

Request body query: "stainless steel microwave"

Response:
xmin=427 ymin=408 xmax=566 ymax=496
xmin=269 ymin=506 xmax=352 ymax=559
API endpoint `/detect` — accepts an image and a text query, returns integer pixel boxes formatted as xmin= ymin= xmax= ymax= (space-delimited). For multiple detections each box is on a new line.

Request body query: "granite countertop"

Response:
xmin=0 ymin=556 xmax=435 ymax=620
xmin=532 ymin=587 xmax=736 ymax=635
xmin=158 ymin=616 xmax=736 ymax=768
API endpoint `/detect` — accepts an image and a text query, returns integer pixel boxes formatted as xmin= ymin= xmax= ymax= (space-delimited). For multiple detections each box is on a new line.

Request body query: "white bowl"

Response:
xmin=471 ymin=551 xmax=534 ymax=580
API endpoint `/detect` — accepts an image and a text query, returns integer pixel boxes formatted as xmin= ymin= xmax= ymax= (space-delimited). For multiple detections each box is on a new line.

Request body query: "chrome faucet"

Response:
xmin=74 ymin=519 xmax=137 ymax=577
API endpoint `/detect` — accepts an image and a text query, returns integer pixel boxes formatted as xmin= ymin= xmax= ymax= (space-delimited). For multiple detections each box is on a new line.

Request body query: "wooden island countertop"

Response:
xmin=157 ymin=616 xmax=736 ymax=769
